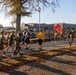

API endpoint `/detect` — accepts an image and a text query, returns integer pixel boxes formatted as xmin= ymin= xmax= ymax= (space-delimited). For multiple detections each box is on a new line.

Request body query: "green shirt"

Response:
xmin=0 ymin=35 xmax=5 ymax=50
xmin=8 ymin=34 xmax=15 ymax=45
xmin=15 ymin=36 xmax=22 ymax=45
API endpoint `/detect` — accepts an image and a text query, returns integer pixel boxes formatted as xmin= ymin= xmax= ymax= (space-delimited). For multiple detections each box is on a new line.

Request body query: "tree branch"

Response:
xmin=21 ymin=0 xmax=28 ymax=4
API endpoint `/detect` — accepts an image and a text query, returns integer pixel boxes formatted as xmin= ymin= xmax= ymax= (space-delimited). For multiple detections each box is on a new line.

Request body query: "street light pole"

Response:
xmin=39 ymin=7 xmax=41 ymax=31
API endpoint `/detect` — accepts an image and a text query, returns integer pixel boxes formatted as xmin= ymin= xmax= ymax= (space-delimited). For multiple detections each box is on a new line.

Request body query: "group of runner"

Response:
xmin=0 ymin=28 xmax=75 ymax=57
xmin=54 ymin=28 xmax=76 ymax=46
xmin=0 ymin=29 xmax=44 ymax=57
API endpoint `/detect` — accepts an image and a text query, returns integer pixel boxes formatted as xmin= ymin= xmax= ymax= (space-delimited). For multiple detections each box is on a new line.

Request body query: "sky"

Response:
xmin=0 ymin=0 xmax=76 ymax=27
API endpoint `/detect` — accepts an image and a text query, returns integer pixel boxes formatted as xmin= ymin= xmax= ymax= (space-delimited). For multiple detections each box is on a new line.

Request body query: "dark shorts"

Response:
xmin=8 ymin=43 xmax=13 ymax=46
xmin=54 ymin=36 xmax=57 ymax=40
xmin=4 ymin=42 xmax=8 ymax=45
xmin=13 ymin=44 xmax=21 ymax=55
xmin=16 ymin=44 xmax=21 ymax=49
xmin=25 ymin=38 xmax=30 ymax=44
xmin=22 ymin=36 xmax=25 ymax=42
xmin=38 ymin=39 xmax=43 ymax=45
xmin=0 ymin=43 xmax=4 ymax=50
xmin=24 ymin=38 xmax=26 ymax=42
xmin=8 ymin=41 xmax=14 ymax=46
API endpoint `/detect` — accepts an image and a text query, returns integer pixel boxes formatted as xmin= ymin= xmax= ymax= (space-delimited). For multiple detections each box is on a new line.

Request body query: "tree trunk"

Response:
xmin=16 ymin=14 xmax=21 ymax=32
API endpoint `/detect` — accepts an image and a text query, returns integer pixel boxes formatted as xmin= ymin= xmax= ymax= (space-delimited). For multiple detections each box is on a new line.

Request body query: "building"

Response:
xmin=63 ymin=23 xmax=76 ymax=30
xmin=22 ymin=23 xmax=54 ymax=31
xmin=21 ymin=23 xmax=76 ymax=31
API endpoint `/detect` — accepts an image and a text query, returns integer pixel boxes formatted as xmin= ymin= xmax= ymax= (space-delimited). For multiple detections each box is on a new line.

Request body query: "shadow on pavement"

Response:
xmin=6 ymin=70 xmax=28 ymax=75
xmin=27 ymin=63 xmax=70 ymax=75
xmin=66 ymin=52 xmax=76 ymax=57
xmin=0 ymin=47 xmax=76 ymax=73
xmin=50 ymin=57 xmax=76 ymax=66
xmin=29 ymin=49 xmax=69 ymax=60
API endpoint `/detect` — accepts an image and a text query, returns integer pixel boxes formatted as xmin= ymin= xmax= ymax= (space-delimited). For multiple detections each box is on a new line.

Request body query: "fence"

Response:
xmin=34 ymin=30 xmax=76 ymax=40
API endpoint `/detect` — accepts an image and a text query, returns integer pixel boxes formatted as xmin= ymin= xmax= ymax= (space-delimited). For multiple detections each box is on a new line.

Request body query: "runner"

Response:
xmin=3 ymin=31 xmax=15 ymax=55
xmin=68 ymin=28 xmax=75 ymax=46
xmin=21 ymin=29 xmax=27 ymax=48
xmin=0 ymin=31 xmax=7 ymax=56
xmin=25 ymin=29 xmax=31 ymax=49
xmin=60 ymin=32 xmax=63 ymax=40
xmin=54 ymin=31 xmax=58 ymax=43
xmin=22 ymin=29 xmax=27 ymax=44
xmin=13 ymin=32 xmax=23 ymax=56
xmin=71 ymin=28 xmax=75 ymax=42
xmin=36 ymin=30 xmax=44 ymax=51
